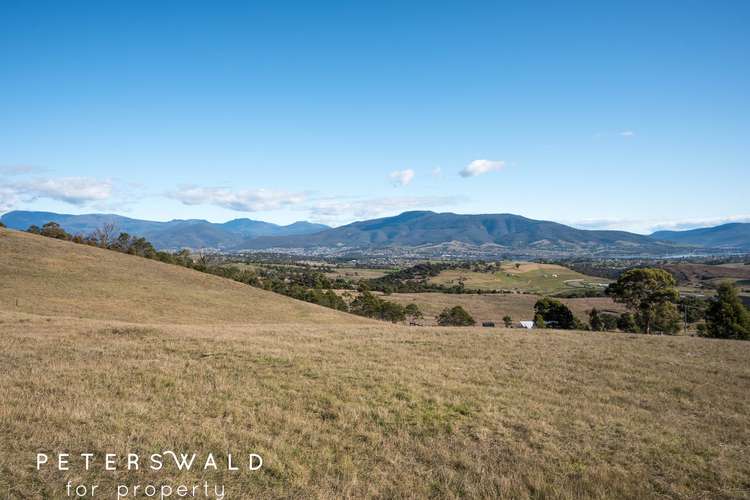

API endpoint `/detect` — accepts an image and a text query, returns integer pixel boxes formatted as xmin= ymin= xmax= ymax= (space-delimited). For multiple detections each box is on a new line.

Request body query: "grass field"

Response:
xmin=1 ymin=228 xmax=750 ymax=498
xmin=429 ymin=262 xmax=610 ymax=295
xmin=386 ymin=292 xmax=625 ymax=325
xmin=0 ymin=229 xmax=363 ymax=325
xmin=2 ymin=312 xmax=749 ymax=499
xmin=324 ymin=266 xmax=394 ymax=280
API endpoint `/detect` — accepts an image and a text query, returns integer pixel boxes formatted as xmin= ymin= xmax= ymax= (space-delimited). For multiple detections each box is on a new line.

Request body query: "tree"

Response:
xmin=40 ymin=221 xmax=71 ymax=240
xmin=651 ymin=302 xmax=681 ymax=335
xmin=0 ymin=220 xmax=5 ymax=228
xmin=437 ymin=306 xmax=476 ymax=326
xmin=534 ymin=298 xmax=579 ymax=329
xmin=617 ymin=312 xmax=639 ymax=333
xmin=606 ymin=268 xmax=679 ymax=334
xmin=589 ymin=308 xmax=603 ymax=331
xmin=350 ymin=291 xmax=406 ymax=323
xmin=404 ymin=303 xmax=423 ymax=322
xmin=503 ymin=315 xmax=513 ymax=328
xmin=533 ymin=313 xmax=546 ymax=329
xmin=679 ymin=295 xmax=708 ymax=324
xmin=600 ymin=313 xmax=619 ymax=331
xmin=27 ymin=225 xmax=41 ymax=234
xmin=702 ymin=282 xmax=750 ymax=340
xmin=90 ymin=222 xmax=117 ymax=248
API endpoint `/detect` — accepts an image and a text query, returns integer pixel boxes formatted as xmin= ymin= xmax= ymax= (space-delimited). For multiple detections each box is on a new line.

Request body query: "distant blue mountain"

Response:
xmin=5 ymin=209 xmax=746 ymax=253
xmin=0 ymin=211 xmax=328 ymax=249
xmin=237 ymin=211 xmax=674 ymax=253
xmin=651 ymin=223 xmax=750 ymax=250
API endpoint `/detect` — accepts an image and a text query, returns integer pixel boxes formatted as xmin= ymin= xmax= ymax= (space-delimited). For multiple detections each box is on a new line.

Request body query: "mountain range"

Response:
xmin=0 ymin=211 xmax=329 ymax=250
xmin=2 ymin=210 xmax=749 ymax=253
xmin=650 ymin=223 xmax=750 ymax=250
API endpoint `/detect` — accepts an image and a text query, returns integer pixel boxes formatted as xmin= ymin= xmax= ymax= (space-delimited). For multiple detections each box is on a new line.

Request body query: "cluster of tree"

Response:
xmin=605 ymin=267 xmax=750 ymax=339
xmin=26 ymin=222 xmax=189 ymax=263
xmin=349 ymin=291 xmax=422 ymax=323
xmin=366 ymin=261 xmax=512 ymax=294
xmin=588 ymin=309 xmax=640 ymax=333
xmin=437 ymin=306 xmax=476 ymax=326
xmin=532 ymin=298 xmax=586 ymax=329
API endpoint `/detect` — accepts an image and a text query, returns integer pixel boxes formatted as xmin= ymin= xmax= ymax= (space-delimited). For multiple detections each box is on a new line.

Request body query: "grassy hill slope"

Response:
xmin=0 ymin=228 xmax=364 ymax=325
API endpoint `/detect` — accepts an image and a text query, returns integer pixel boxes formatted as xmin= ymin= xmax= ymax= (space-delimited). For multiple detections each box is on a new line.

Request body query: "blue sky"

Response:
xmin=1 ymin=1 xmax=748 ymax=233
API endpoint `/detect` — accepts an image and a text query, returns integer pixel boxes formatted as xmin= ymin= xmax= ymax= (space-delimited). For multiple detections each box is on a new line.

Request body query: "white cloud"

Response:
xmin=30 ymin=177 xmax=113 ymax=205
xmin=389 ymin=169 xmax=415 ymax=187
xmin=619 ymin=130 xmax=635 ymax=137
xmin=431 ymin=167 xmax=443 ymax=177
xmin=0 ymin=176 xmax=113 ymax=210
xmin=0 ymin=186 xmax=20 ymax=212
xmin=459 ymin=159 xmax=505 ymax=178
xmin=169 ymin=186 xmax=306 ymax=212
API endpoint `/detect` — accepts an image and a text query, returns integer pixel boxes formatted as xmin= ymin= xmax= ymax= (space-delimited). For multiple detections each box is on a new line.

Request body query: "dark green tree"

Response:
xmin=617 ymin=312 xmax=639 ymax=333
xmin=534 ymin=297 xmax=579 ymax=329
xmin=703 ymin=282 xmax=750 ymax=340
xmin=404 ymin=303 xmax=423 ymax=322
xmin=533 ymin=312 xmax=546 ymax=329
xmin=600 ymin=313 xmax=619 ymax=331
xmin=437 ymin=306 xmax=476 ymax=326
xmin=502 ymin=315 xmax=513 ymax=328
xmin=651 ymin=302 xmax=682 ymax=335
xmin=40 ymin=221 xmax=71 ymax=240
xmin=589 ymin=308 xmax=603 ymax=331
xmin=606 ymin=268 xmax=679 ymax=334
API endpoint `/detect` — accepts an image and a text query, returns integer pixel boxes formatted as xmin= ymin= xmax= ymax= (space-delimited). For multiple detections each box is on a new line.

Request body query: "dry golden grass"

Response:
xmin=1 ymin=312 xmax=749 ymax=499
xmin=1 ymin=228 xmax=749 ymax=498
xmin=0 ymin=229 xmax=364 ymax=325
xmin=386 ymin=292 xmax=625 ymax=325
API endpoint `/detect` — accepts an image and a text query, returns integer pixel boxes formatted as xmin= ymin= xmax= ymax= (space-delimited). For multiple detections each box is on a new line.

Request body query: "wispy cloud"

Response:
xmin=594 ymin=130 xmax=636 ymax=140
xmin=459 ymin=159 xmax=505 ymax=178
xmin=0 ymin=186 xmax=20 ymax=212
xmin=431 ymin=167 xmax=443 ymax=178
xmin=0 ymin=176 xmax=113 ymax=211
xmin=570 ymin=215 xmax=750 ymax=234
xmin=169 ymin=185 xmax=306 ymax=212
xmin=0 ymin=164 xmax=46 ymax=176
xmin=389 ymin=169 xmax=415 ymax=187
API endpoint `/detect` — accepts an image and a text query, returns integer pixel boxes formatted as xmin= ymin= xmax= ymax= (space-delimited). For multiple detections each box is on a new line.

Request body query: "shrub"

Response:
xmin=437 ymin=306 xmax=476 ymax=326
xmin=534 ymin=298 xmax=579 ymax=329
xmin=702 ymin=282 xmax=750 ymax=340
xmin=617 ymin=313 xmax=639 ymax=333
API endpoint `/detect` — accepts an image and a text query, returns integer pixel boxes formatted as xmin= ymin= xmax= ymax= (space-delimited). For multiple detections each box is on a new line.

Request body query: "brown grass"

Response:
xmin=1 ymin=312 xmax=749 ymax=499
xmin=386 ymin=292 xmax=625 ymax=325
xmin=0 ymin=229 xmax=365 ymax=325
